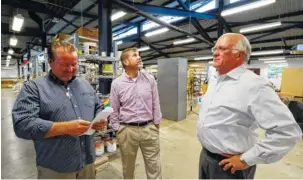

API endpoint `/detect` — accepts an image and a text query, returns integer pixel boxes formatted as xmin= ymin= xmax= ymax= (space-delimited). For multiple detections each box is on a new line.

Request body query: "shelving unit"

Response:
xmin=64 ymin=32 xmax=119 ymax=158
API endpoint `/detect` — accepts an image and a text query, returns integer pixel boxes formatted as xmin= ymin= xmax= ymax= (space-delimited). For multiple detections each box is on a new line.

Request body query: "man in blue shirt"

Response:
xmin=12 ymin=40 xmax=106 ymax=179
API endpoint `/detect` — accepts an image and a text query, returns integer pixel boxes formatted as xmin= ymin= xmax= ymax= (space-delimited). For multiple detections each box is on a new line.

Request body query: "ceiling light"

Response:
xmin=12 ymin=14 xmax=24 ymax=32
xmin=263 ymin=60 xmax=287 ymax=64
xmin=258 ymin=57 xmax=285 ymax=61
xmin=251 ymin=50 xmax=285 ymax=56
xmin=194 ymin=56 xmax=213 ymax=60
xmin=111 ymin=11 xmax=127 ymax=21
xmin=10 ymin=37 xmax=18 ymax=46
xmin=7 ymin=55 xmax=12 ymax=59
xmin=173 ymin=38 xmax=195 ymax=45
xmin=240 ymin=21 xmax=282 ymax=33
xmin=8 ymin=48 xmax=14 ymax=54
xmin=116 ymin=40 xmax=123 ymax=45
xmin=145 ymin=28 xmax=169 ymax=37
xmin=138 ymin=46 xmax=150 ymax=52
xmin=221 ymin=0 xmax=276 ymax=16
xmin=189 ymin=64 xmax=201 ymax=67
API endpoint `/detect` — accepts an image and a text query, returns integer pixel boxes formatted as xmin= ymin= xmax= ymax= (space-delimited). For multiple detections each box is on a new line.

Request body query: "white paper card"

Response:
xmin=81 ymin=107 xmax=113 ymax=135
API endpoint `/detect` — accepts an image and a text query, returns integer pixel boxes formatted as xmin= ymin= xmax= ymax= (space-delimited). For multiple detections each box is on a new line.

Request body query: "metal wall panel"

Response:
xmin=158 ymin=58 xmax=187 ymax=120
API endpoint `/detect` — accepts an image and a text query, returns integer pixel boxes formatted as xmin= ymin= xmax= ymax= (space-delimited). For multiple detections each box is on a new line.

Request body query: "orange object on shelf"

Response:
xmin=54 ymin=33 xmax=70 ymax=41
xmin=76 ymin=27 xmax=99 ymax=39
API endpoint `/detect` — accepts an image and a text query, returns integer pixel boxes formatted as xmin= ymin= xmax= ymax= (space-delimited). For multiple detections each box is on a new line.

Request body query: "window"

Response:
xmin=113 ymin=27 xmax=137 ymax=41
xmin=195 ymin=0 xmax=217 ymax=13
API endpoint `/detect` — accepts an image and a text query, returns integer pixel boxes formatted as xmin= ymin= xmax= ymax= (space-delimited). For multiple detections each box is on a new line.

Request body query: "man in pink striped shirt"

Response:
xmin=110 ymin=47 xmax=162 ymax=179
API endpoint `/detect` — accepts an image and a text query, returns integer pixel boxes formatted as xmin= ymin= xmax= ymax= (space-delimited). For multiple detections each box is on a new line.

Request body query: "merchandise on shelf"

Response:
xmin=76 ymin=27 xmax=99 ymax=39
xmin=94 ymin=137 xmax=105 ymax=157
xmin=105 ymin=138 xmax=117 ymax=153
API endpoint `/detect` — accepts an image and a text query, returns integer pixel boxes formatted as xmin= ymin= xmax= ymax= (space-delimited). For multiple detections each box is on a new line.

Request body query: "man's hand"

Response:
xmin=219 ymin=155 xmax=249 ymax=174
xmin=66 ymin=120 xmax=91 ymax=136
xmin=154 ymin=124 xmax=160 ymax=129
xmin=92 ymin=119 xmax=107 ymax=131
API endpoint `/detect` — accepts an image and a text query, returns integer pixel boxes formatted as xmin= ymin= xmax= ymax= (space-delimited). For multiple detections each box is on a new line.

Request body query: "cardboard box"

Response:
xmin=54 ymin=33 xmax=70 ymax=41
xmin=76 ymin=27 xmax=99 ymax=39
xmin=281 ymin=68 xmax=303 ymax=96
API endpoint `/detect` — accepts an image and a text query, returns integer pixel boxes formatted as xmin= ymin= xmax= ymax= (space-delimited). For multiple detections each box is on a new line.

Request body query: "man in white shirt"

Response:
xmin=197 ymin=33 xmax=302 ymax=179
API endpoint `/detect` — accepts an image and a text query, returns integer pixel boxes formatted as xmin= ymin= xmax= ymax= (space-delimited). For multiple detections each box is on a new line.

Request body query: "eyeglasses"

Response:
xmin=211 ymin=46 xmax=242 ymax=53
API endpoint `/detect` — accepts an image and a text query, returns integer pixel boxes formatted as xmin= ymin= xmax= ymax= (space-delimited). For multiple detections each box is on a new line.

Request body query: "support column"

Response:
xmin=17 ymin=58 xmax=21 ymax=78
xmin=98 ymin=0 xmax=113 ymax=94
xmin=217 ymin=0 xmax=224 ymax=37
xmin=98 ymin=0 xmax=112 ymax=56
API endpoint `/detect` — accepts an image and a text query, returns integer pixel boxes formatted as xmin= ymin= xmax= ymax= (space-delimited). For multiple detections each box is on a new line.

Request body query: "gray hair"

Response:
xmin=233 ymin=35 xmax=251 ymax=63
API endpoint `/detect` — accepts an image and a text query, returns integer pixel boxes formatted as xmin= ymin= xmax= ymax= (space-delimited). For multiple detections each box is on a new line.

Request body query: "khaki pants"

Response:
xmin=37 ymin=163 xmax=95 ymax=179
xmin=117 ymin=123 xmax=162 ymax=179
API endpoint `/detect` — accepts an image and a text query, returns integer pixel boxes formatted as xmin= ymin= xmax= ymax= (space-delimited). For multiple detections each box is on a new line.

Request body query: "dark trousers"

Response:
xmin=199 ymin=148 xmax=256 ymax=179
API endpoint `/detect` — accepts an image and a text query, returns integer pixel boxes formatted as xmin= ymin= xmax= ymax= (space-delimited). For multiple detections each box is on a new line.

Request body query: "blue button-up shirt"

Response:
xmin=12 ymin=72 xmax=103 ymax=172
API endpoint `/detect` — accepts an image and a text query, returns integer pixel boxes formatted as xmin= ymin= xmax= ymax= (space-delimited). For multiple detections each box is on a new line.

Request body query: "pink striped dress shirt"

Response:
xmin=109 ymin=71 xmax=162 ymax=131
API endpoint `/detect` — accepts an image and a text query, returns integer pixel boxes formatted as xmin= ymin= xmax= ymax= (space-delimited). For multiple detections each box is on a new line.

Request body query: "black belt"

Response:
xmin=203 ymin=148 xmax=227 ymax=161
xmin=120 ymin=120 xmax=153 ymax=127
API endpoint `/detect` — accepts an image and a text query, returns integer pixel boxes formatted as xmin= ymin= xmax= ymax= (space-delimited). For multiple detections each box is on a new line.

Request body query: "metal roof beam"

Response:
xmin=176 ymin=0 xmax=213 ymax=44
xmin=122 ymin=10 xmax=303 ymax=45
xmin=129 ymin=2 xmax=215 ymax=19
xmin=112 ymin=0 xmax=214 ymax=46
xmin=58 ymin=0 xmax=98 ymax=34
xmin=112 ymin=0 xmax=200 ymax=33
xmin=139 ymin=39 xmax=170 ymax=58
xmin=2 ymin=0 xmax=97 ymax=19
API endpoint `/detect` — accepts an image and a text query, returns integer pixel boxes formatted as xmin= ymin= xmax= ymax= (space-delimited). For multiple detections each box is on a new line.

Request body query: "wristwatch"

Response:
xmin=240 ymin=156 xmax=249 ymax=166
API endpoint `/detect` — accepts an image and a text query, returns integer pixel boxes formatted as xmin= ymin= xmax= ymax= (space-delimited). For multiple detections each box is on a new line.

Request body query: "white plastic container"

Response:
xmin=105 ymin=139 xmax=117 ymax=153
xmin=95 ymin=138 xmax=104 ymax=156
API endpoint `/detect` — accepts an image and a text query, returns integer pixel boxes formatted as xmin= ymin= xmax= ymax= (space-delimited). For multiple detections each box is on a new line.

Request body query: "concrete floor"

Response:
xmin=1 ymin=88 xmax=303 ymax=179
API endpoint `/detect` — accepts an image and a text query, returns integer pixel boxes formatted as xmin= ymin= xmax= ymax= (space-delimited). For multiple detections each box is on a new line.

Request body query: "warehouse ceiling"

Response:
xmin=1 ymin=0 xmax=303 ymax=66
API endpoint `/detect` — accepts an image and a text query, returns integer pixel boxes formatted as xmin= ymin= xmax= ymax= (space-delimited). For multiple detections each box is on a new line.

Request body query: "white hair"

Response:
xmin=233 ymin=35 xmax=251 ymax=63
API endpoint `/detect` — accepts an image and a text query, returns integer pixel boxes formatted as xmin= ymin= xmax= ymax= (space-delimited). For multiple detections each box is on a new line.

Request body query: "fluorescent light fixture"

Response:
xmin=111 ymin=11 xmax=126 ymax=21
xmin=138 ymin=46 xmax=150 ymax=52
xmin=194 ymin=56 xmax=213 ymax=60
xmin=251 ymin=50 xmax=285 ymax=56
xmin=240 ymin=21 xmax=282 ymax=33
xmin=173 ymin=38 xmax=195 ymax=45
xmin=10 ymin=37 xmax=18 ymax=46
xmin=221 ymin=0 xmax=276 ymax=16
xmin=145 ymin=28 xmax=169 ymax=37
xmin=189 ymin=64 xmax=201 ymax=67
xmin=8 ymin=48 xmax=14 ymax=54
xmin=116 ymin=40 xmax=123 ymax=45
xmin=12 ymin=14 xmax=24 ymax=32
xmin=7 ymin=55 xmax=12 ymax=59
xmin=258 ymin=57 xmax=285 ymax=61
xmin=263 ymin=60 xmax=287 ymax=64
